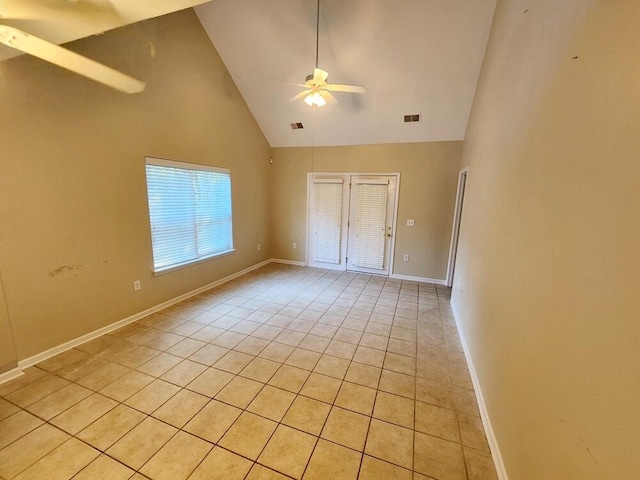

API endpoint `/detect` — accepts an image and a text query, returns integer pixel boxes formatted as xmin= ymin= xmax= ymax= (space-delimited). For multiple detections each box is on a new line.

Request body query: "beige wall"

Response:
xmin=0 ymin=10 xmax=271 ymax=362
xmin=454 ymin=1 xmax=639 ymax=478
xmin=269 ymin=142 xmax=462 ymax=279
xmin=0 ymin=276 xmax=17 ymax=373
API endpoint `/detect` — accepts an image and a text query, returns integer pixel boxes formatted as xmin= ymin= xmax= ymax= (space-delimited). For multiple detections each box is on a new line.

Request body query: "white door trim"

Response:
xmin=445 ymin=167 xmax=469 ymax=287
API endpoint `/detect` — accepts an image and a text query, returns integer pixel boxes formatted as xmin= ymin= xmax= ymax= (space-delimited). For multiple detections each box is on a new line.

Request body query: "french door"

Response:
xmin=307 ymin=173 xmax=398 ymax=275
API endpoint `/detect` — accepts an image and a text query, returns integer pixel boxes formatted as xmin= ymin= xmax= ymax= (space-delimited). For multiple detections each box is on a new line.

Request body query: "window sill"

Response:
xmin=152 ymin=249 xmax=236 ymax=276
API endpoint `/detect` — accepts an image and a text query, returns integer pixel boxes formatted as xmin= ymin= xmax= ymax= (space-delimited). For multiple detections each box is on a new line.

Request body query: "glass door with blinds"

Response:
xmin=307 ymin=173 xmax=398 ymax=275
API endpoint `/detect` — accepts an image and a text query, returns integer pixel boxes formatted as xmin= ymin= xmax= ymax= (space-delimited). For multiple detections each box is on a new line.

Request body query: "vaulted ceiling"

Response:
xmin=0 ymin=0 xmax=497 ymax=147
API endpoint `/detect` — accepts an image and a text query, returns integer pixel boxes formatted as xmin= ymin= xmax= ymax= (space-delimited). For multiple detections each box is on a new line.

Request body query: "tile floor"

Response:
xmin=0 ymin=264 xmax=498 ymax=480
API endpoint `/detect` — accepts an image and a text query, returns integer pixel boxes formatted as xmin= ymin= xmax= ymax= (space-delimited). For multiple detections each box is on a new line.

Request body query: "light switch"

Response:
xmin=406 ymin=219 xmax=415 ymax=226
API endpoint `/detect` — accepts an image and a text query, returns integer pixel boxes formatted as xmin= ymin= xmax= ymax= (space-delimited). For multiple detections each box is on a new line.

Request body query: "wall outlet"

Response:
xmin=133 ymin=280 xmax=141 ymax=291
xmin=257 ymin=244 xmax=261 ymax=251
xmin=406 ymin=219 xmax=415 ymax=226
xmin=293 ymin=242 xmax=297 ymax=249
xmin=403 ymin=254 xmax=409 ymax=262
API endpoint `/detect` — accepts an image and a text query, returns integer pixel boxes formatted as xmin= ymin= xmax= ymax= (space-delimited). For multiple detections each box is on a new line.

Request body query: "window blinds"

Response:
xmin=312 ymin=180 xmax=343 ymax=264
xmin=351 ymin=182 xmax=388 ymax=270
xmin=145 ymin=158 xmax=233 ymax=272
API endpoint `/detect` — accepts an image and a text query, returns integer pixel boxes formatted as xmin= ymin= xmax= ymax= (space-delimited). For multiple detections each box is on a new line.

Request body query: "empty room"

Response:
xmin=0 ymin=1 xmax=636 ymax=479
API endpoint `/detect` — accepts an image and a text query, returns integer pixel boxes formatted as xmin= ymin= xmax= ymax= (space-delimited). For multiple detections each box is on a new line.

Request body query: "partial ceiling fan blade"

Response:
xmin=0 ymin=25 xmax=145 ymax=93
xmin=326 ymin=83 xmax=366 ymax=94
xmin=313 ymin=68 xmax=329 ymax=84
xmin=320 ymin=90 xmax=337 ymax=105
xmin=290 ymin=89 xmax=312 ymax=102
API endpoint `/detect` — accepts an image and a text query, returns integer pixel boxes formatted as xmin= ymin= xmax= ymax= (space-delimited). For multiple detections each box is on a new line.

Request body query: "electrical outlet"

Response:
xmin=133 ymin=280 xmax=141 ymax=291
xmin=293 ymin=243 xmax=297 ymax=249
xmin=403 ymin=254 xmax=409 ymax=262
xmin=406 ymin=219 xmax=415 ymax=226
xmin=257 ymin=244 xmax=261 ymax=251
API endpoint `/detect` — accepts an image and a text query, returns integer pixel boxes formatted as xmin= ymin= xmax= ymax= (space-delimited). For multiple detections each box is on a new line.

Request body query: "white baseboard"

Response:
xmin=12 ymin=258 xmax=274 ymax=375
xmin=0 ymin=366 xmax=23 ymax=385
xmin=390 ymin=273 xmax=447 ymax=285
xmin=450 ymin=297 xmax=508 ymax=480
xmin=270 ymin=258 xmax=306 ymax=267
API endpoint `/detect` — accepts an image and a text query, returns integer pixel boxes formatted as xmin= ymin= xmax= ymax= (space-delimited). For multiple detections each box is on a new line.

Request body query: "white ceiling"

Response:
xmin=0 ymin=0 xmax=497 ymax=148
xmin=195 ymin=0 xmax=497 ymax=147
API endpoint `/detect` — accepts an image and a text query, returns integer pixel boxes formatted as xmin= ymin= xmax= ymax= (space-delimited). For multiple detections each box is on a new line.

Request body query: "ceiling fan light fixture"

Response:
xmin=304 ymin=90 xmax=326 ymax=107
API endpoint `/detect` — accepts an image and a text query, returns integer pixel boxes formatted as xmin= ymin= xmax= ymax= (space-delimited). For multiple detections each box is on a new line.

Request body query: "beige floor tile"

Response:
xmin=26 ymin=382 xmax=93 ymax=419
xmin=50 ymin=393 xmax=118 ymax=434
xmin=212 ymin=331 xmax=248 ymax=349
xmin=187 ymin=367 xmax=235 ymax=397
xmin=247 ymin=385 xmax=296 ymax=421
xmin=215 ymin=376 xmax=264 ymax=408
xmin=415 ymin=377 xmax=454 ymax=409
xmin=112 ymin=345 xmax=160 ymax=369
xmin=0 ymin=423 xmax=69 ymax=479
xmin=0 ymin=397 xmax=20 ymax=421
xmin=387 ymin=339 xmax=417 ymax=357
xmin=140 ymin=431 xmax=212 ymax=480
xmin=135 ymin=352 xmax=183 ymax=377
xmin=145 ymin=331 xmax=184 ymax=351
xmin=379 ymin=370 xmax=416 ymax=399
xmin=359 ymin=333 xmax=389 ymax=351
xmin=282 ymin=396 xmax=331 ymax=436
xmin=344 ymin=362 xmax=382 ymax=389
xmin=160 ymin=359 xmax=208 ymax=387
xmin=358 ymin=455 xmax=412 ymax=480
xmin=214 ymin=350 xmax=255 ymax=374
xmin=73 ymin=454 xmax=136 ymax=480
xmin=253 ymin=325 xmax=284 ymax=341
xmin=303 ymin=439 xmax=361 ymax=480
xmin=299 ymin=373 xmax=342 ymax=403
xmin=36 ymin=348 xmax=90 ymax=373
xmin=152 ymin=389 xmax=209 ymax=428
xmin=453 ymin=385 xmax=481 ymax=416
xmin=384 ymin=353 xmax=416 ymax=376
xmin=334 ymin=382 xmax=377 ymax=415
xmin=76 ymin=362 xmax=131 ymax=391
xmin=107 ymin=417 xmax=177 ymax=470
xmin=324 ymin=340 xmax=357 ymax=360
xmin=414 ymin=431 xmax=466 ymax=480
xmin=352 ymin=346 xmax=386 ymax=368
xmin=313 ymin=355 xmax=350 ymax=379
xmin=321 ymin=406 xmax=370 ymax=451
xmin=274 ymin=329 xmax=306 ymax=347
xmin=333 ymin=328 xmax=363 ymax=345
xmin=373 ymin=391 xmax=415 ymax=428
xmin=188 ymin=446 xmax=253 ymax=480
xmin=219 ymin=411 xmax=277 ymax=460
xmin=184 ymin=399 xmax=242 ymax=443
xmin=99 ymin=370 xmax=154 ymax=402
xmin=298 ymin=334 xmax=330 ymax=353
xmin=0 ymin=410 xmax=44 ymax=449
xmin=464 ymin=446 xmax=499 ymax=480
xmin=258 ymin=342 xmax=295 ymax=362
xmin=77 ymin=404 xmax=146 ymax=450
xmin=258 ymin=424 xmax=316 ymax=479
xmin=414 ymin=401 xmax=460 ymax=443
xmin=12 ymin=437 xmax=99 ymax=480
xmin=240 ymin=357 xmax=281 ymax=383
xmin=124 ymin=379 xmax=180 ymax=414
xmin=365 ymin=419 xmax=413 ymax=469
xmin=268 ymin=365 xmax=311 ymax=393
xmin=458 ymin=412 xmax=490 ymax=452
xmin=246 ymin=464 xmax=290 ymax=480
xmin=189 ymin=325 xmax=225 ymax=343
xmin=6 ymin=375 xmax=70 ymax=407
xmin=285 ymin=348 xmax=322 ymax=371
xmin=166 ymin=338 xmax=206 ymax=358
xmin=234 ymin=336 xmax=270 ymax=356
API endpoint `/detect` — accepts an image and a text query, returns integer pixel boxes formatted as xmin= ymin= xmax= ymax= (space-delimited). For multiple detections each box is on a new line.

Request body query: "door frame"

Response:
xmin=445 ymin=167 xmax=468 ymax=287
xmin=305 ymin=171 xmax=401 ymax=275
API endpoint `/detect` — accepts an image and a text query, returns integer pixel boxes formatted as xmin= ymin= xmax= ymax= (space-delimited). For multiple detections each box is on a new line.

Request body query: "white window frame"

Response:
xmin=145 ymin=157 xmax=234 ymax=274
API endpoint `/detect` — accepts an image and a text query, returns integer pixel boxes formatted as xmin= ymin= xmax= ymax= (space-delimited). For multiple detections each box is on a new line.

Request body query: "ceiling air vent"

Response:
xmin=290 ymin=122 xmax=304 ymax=129
xmin=404 ymin=114 xmax=420 ymax=123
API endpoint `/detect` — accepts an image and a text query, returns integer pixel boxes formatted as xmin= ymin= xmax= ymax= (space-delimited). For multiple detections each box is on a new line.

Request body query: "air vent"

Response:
xmin=404 ymin=114 xmax=420 ymax=123
xmin=290 ymin=122 xmax=304 ymax=130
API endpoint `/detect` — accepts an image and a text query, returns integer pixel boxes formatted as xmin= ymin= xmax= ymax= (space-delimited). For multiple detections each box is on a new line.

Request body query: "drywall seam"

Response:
xmin=450 ymin=296 xmax=509 ymax=480
xmin=390 ymin=273 xmax=447 ymax=285
xmin=12 ymin=258 xmax=273 ymax=375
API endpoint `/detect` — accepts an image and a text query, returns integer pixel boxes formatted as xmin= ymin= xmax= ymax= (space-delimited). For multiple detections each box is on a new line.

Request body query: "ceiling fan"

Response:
xmin=0 ymin=0 xmax=145 ymax=93
xmin=290 ymin=0 xmax=365 ymax=107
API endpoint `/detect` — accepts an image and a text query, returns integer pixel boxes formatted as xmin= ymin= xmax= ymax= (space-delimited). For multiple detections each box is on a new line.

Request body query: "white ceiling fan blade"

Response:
xmin=0 ymin=25 xmax=145 ymax=93
xmin=290 ymin=89 xmax=312 ymax=102
xmin=313 ymin=68 xmax=329 ymax=84
xmin=320 ymin=90 xmax=337 ymax=105
xmin=326 ymin=83 xmax=366 ymax=94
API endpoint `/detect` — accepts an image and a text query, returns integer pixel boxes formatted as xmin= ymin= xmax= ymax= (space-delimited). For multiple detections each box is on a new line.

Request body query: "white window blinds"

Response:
xmin=145 ymin=158 xmax=233 ymax=273
xmin=352 ymin=182 xmax=388 ymax=270
xmin=312 ymin=179 xmax=343 ymax=264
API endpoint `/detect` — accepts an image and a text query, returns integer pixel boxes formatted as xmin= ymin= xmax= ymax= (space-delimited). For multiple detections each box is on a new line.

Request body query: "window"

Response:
xmin=145 ymin=157 xmax=233 ymax=273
